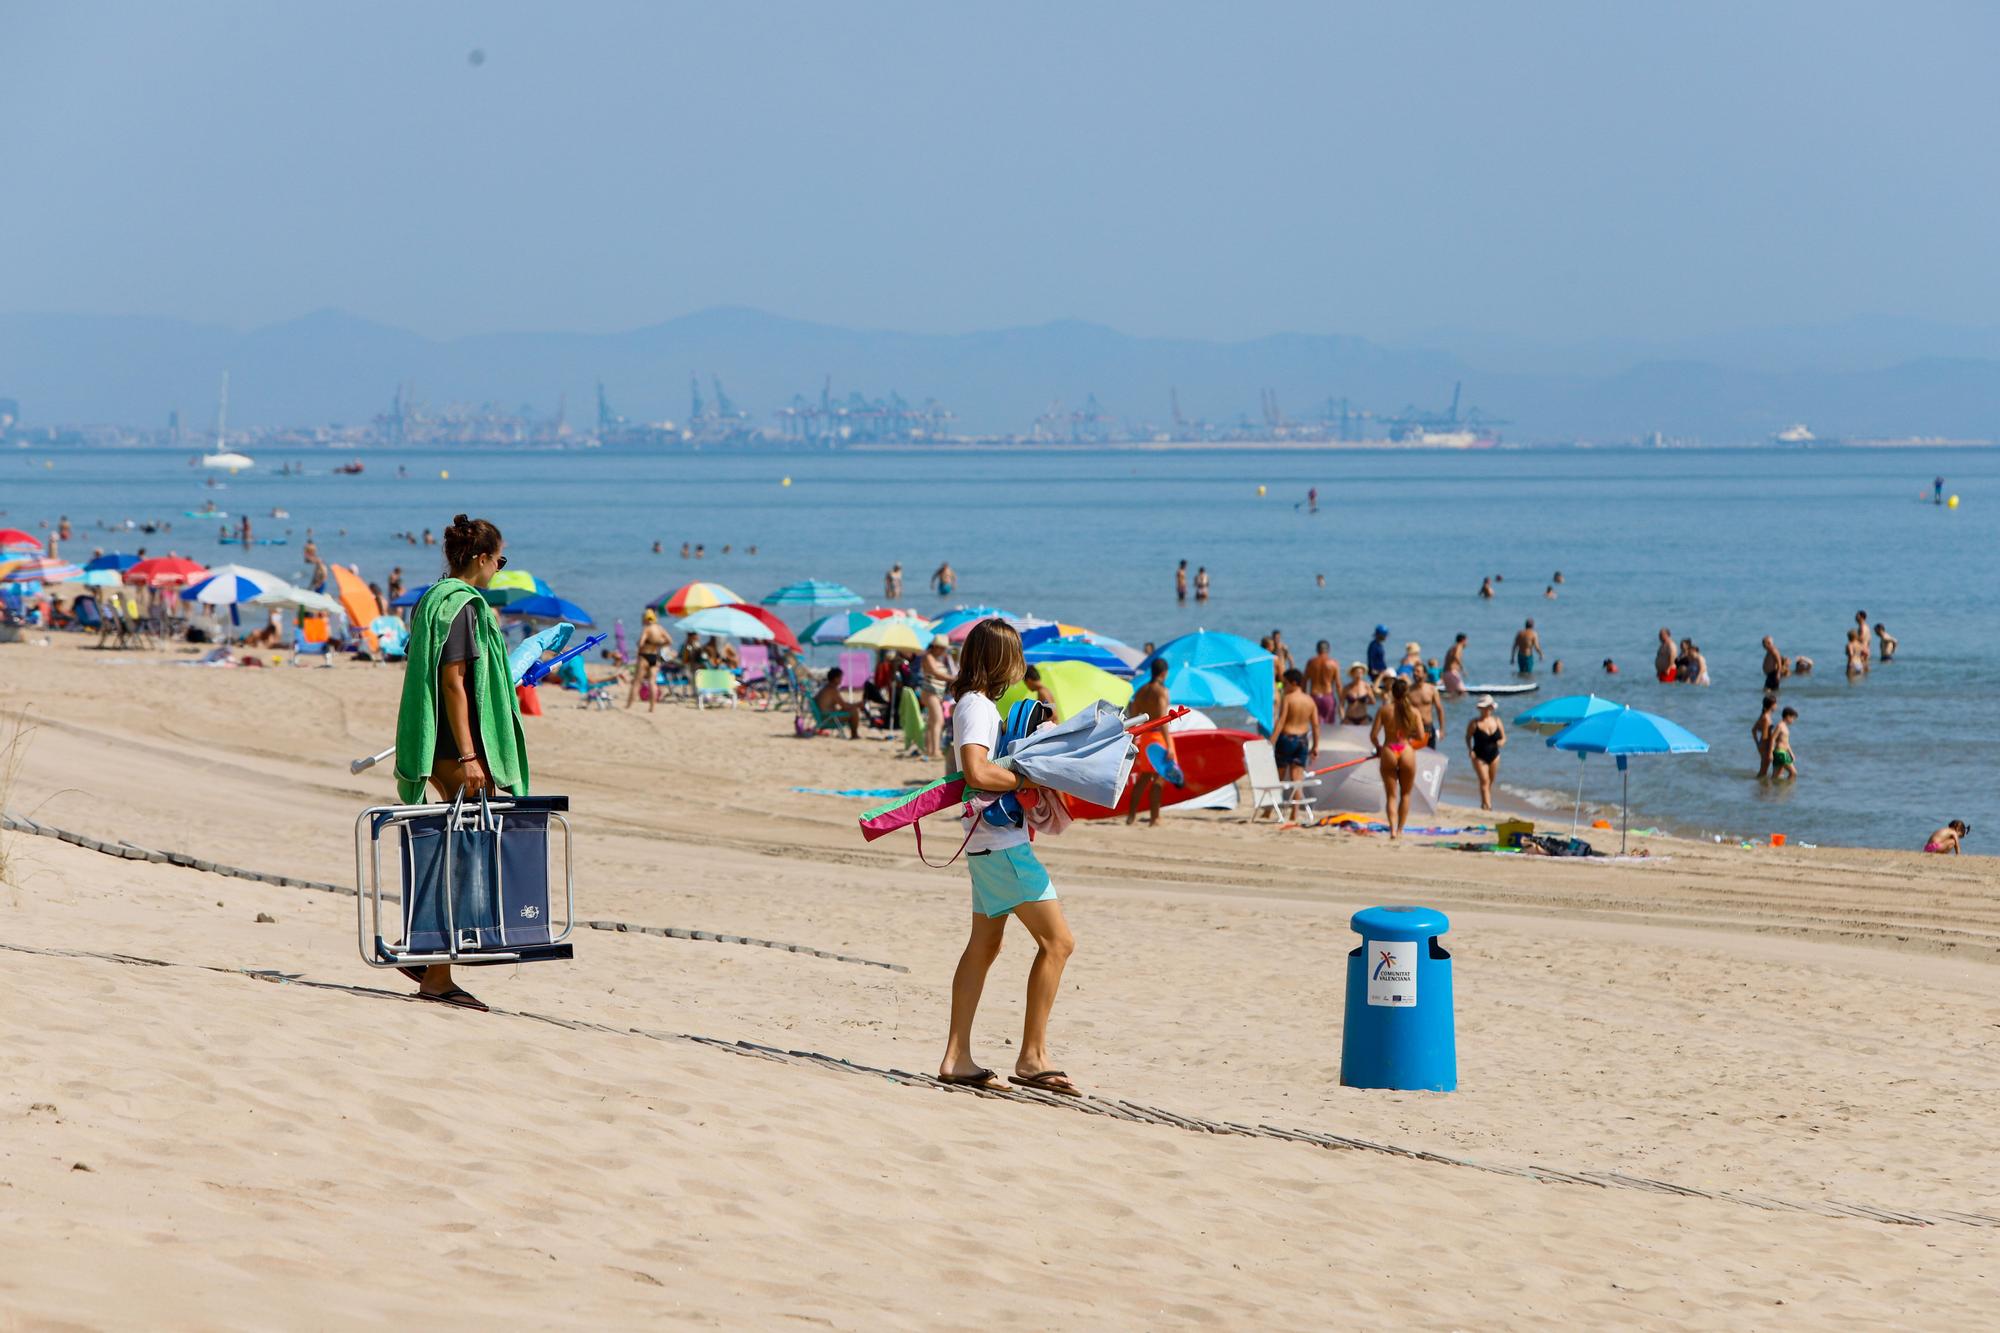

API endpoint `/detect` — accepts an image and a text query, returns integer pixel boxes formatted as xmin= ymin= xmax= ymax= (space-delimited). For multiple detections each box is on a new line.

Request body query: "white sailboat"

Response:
xmin=200 ymin=372 xmax=255 ymax=472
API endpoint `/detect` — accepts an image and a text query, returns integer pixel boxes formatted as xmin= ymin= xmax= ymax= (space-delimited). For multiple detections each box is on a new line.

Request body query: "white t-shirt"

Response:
xmin=953 ymin=691 xmax=1029 ymax=853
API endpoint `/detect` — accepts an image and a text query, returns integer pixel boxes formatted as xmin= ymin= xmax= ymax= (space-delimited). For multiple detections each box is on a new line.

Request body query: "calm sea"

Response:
xmin=10 ymin=442 xmax=1994 ymax=851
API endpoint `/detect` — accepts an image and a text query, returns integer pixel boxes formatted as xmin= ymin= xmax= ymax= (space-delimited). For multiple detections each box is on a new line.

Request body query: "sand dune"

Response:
xmin=3 ymin=638 xmax=1997 ymax=1327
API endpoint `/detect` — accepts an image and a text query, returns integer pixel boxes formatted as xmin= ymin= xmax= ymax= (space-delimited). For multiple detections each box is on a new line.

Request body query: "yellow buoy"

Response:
xmin=1256 ymin=484 xmax=1267 ymax=497
xmin=1948 ymin=494 xmax=1959 ymax=508
xmin=440 ymin=469 xmax=450 ymax=480
xmin=781 ymin=476 xmax=792 ymax=487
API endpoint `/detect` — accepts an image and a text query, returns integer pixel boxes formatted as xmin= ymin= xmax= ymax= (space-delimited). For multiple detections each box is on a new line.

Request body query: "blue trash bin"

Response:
xmin=1340 ymin=905 xmax=1455 ymax=1091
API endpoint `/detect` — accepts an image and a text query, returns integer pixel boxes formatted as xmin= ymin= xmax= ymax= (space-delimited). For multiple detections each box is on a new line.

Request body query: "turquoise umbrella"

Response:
xmin=800 ymin=610 xmax=879 ymax=644
xmin=1548 ymin=705 xmax=1709 ymax=851
xmin=1136 ymin=630 xmax=1275 ymax=732
xmin=1515 ymin=693 xmax=1622 ymax=730
xmin=761 ymin=579 xmax=863 ymax=608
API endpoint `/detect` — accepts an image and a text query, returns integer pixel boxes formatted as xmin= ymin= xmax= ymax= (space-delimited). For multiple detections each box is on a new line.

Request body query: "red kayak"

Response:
xmin=1064 ymin=728 xmax=1253 ymax=820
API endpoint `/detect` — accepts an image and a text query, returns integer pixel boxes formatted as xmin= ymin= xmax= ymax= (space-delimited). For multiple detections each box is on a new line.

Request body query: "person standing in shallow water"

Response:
xmin=1175 ymin=559 xmax=1188 ymax=604
xmin=1193 ymin=566 xmax=1209 ymax=602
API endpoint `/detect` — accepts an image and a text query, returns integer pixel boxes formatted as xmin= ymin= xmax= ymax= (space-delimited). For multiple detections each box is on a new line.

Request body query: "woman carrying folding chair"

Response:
xmin=390 ymin=514 xmax=531 ymax=1010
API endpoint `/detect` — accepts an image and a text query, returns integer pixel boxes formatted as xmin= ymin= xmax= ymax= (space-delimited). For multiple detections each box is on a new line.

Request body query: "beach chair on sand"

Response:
xmin=737 ymin=643 xmax=772 ymax=707
xmin=1243 ymin=739 xmax=1320 ymax=822
xmin=695 ymin=667 xmax=739 ymax=709
xmin=356 ymin=791 xmax=574 ymax=970
xmin=292 ymin=614 xmax=334 ymax=664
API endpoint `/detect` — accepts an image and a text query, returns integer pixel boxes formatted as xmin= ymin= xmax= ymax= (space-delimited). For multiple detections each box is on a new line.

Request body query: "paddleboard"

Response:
xmin=217 ymin=537 xmax=289 ymax=546
xmin=1065 ymin=728 xmax=1253 ymax=819
xmin=1460 ymin=682 xmax=1539 ymax=696
xmin=187 ymin=510 xmax=229 ymax=519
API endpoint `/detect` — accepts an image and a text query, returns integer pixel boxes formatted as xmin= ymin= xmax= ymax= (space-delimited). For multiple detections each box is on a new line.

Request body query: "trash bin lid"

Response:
xmin=1351 ymin=904 xmax=1450 ymax=940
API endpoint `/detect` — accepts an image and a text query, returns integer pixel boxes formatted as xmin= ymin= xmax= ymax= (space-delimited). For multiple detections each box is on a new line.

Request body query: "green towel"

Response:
xmin=899 ymin=684 xmax=925 ymax=750
xmin=393 ymin=578 xmax=530 ymax=804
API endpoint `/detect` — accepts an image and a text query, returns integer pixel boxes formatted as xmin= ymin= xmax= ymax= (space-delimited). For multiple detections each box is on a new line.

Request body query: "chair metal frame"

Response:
xmin=354 ymin=794 xmax=574 ymax=968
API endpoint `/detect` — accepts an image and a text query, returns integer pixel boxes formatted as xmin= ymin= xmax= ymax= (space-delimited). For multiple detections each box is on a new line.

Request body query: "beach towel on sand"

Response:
xmin=394 ymin=578 xmax=530 ymax=805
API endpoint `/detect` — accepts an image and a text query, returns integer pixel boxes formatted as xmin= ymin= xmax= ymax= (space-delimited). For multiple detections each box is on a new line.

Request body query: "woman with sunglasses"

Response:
xmin=390 ymin=513 xmax=532 ymax=1010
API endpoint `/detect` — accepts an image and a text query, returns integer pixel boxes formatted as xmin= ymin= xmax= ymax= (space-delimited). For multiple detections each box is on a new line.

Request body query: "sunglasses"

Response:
xmin=495 ymin=554 xmax=508 ymax=569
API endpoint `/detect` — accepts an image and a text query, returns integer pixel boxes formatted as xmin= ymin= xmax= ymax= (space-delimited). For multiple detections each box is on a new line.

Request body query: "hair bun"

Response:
xmin=451 ymin=513 xmax=471 ymax=528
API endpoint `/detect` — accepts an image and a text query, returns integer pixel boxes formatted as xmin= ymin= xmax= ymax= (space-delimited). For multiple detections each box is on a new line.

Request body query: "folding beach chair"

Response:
xmin=836 ymin=650 xmax=871 ymax=701
xmin=293 ymin=614 xmax=335 ymax=664
xmin=736 ymin=643 xmax=771 ymax=707
xmin=355 ymin=790 xmax=574 ymax=970
xmin=1243 ymin=739 xmax=1319 ymax=822
xmin=695 ymin=668 xmax=739 ymax=708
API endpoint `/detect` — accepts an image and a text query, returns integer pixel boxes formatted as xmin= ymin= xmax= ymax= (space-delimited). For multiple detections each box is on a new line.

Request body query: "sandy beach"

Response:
xmin=4 ymin=634 xmax=1998 ymax=1328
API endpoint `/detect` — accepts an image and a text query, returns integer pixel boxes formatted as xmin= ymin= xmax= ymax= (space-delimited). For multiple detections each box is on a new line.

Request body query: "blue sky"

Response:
xmin=2 ymin=0 xmax=1992 ymax=344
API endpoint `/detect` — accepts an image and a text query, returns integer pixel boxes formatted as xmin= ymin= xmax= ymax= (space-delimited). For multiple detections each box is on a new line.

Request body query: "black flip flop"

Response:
xmin=1007 ymin=1069 xmax=1080 ymax=1097
xmin=937 ymin=1068 xmax=1000 ymax=1087
xmin=421 ymin=987 xmax=488 ymax=1012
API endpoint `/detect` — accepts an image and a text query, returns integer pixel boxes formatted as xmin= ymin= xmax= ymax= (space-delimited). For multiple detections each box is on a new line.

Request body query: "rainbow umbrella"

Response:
xmin=656 ymin=581 xmax=742 ymax=616
xmin=482 ymin=568 xmax=554 ymax=608
xmin=845 ymin=618 xmax=930 ymax=651
xmin=801 ymin=610 xmax=881 ymax=644
xmin=0 ymin=528 xmax=44 ymax=556
xmin=0 ymin=556 xmax=84 ymax=584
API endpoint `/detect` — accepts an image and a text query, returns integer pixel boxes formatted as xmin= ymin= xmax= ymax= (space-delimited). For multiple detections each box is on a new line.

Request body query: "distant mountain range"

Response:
xmin=5 ymin=306 xmax=2000 ymax=442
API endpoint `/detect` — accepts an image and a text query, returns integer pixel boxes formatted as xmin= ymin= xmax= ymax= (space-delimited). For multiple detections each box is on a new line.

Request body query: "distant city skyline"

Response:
xmin=3 ymin=1 xmax=1995 ymax=346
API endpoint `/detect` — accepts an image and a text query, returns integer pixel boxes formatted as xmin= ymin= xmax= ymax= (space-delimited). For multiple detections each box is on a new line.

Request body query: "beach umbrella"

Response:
xmin=800 ymin=610 xmax=879 ymax=644
xmin=80 ymin=569 xmax=124 ymax=588
xmin=929 ymin=606 xmax=1011 ymax=635
xmin=1515 ymin=693 xmax=1622 ymax=730
xmin=862 ymin=605 xmax=929 ymax=621
xmin=999 ymin=660 xmax=1134 ymax=720
xmin=1547 ymin=705 xmax=1709 ymax=852
xmin=657 ymin=581 xmax=741 ymax=615
xmin=1136 ymin=631 xmax=1277 ymax=734
xmin=482 ymin=569 xmax=555 ymax=608
xmin=1018 ymin=622 xmax=1096 ymax=648
xmin=945 ymin=613 xmax=1048 ymax=644
xmin=675 ymin=606 xmax=776 ymax=640
xmin=1000 ymin=703 xmax=1140 ymax=810
xmin=0 ymin=556 xmax=83 ymax=584
xmin=392 ymin=582 xmax=431 ymax=608
xmin=84 ymin=552 xmax=140 ymax=572
xmin=125 ymin=555 xmax=208 ymax=587
xmin=761 ymin=579 xmax=862 ymax=608
xmin=179 ymin=565 xmax=286 ymax=604
xmin=1023 ymin=635 xmax=1134 ymax=676
xmin=499 ymin=593 xmax=596 ymax=626
xmin=1077 ymin=632 xmax=1145 ymax=671
xmin=845 ymin=617 xmax=929 ymax=651
xmin=252 ymin=583 xmax=343 ymax=616
xmin=718 ymin=602 xmax=802 ymax=650
xmin=0 ymin=528 xmax=44 ymax=555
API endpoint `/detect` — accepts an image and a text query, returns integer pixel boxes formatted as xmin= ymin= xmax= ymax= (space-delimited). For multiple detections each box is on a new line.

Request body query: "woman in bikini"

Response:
xmin=1369 ymin=676 xmax=1427 ymax=838
xmin=1340 ymin=663 xmax=1376 ymax=726
xmin=1463 ymin=694 xmax=1506 ymax=811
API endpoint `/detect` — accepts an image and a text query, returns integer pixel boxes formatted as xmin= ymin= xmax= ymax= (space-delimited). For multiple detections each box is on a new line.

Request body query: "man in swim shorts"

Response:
xmin=1126 ymin=659 xmax=1173 ymax=827
xmin=1305 ymin=639 xmax=1339 ymax=723
xmin=1271 ymin=668 xmax=1318 ymax=789
xmin=1761 ymin=636 xmax=1787 ymax=693
xmin=1768 ymin=707 xmax=1799 ymax=780
xmin=1657 ymin=628 xmax=1677 ymax=682
xmin=1511 ymin=619 xmax=1542 ymax=675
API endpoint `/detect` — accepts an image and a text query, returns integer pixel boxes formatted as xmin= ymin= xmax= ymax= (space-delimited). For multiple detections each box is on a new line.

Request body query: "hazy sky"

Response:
xmin=3 ymin=1 xmax=1993 ymax=343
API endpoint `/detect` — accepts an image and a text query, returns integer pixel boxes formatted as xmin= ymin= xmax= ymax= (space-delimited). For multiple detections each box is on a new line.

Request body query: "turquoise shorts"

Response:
xmin=967 ymin=843 xmax=1057 ymax=918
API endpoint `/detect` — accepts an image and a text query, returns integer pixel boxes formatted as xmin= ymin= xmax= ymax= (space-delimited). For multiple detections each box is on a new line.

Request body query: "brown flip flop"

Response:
xmin=1007 ymin=1070 xmax=1080 ymax=1097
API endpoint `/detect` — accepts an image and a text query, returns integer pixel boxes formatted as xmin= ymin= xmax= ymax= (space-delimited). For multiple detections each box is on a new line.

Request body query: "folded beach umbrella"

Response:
xmin=718 ymin=603 xmax=802 ymax=650
xmin=84 ymin=552 xmax=140 ymax=572
xmin=499 ymin=593 xmax=596 ymax=626
xmin=999 ymin=660 xmax=1134 ymax=720
xmin=0 ymin=528 xmax=44 ymax=555
xmin=800 ymin=609 xmax=879 ymax=644
xmin=761 ymin=579 xmax=862 ymax=608
xmin=1137 ymin=631 xmax=1277 ymax=734
xmin=1547 ymin=705 xmax=1708 ymax=852
xmin=1023 ymin=635 xmax=1133 ymax=676
xmin=995 ymin=702 xmax=1139 ymax=810
xmin=845 ymin=617 xmax=929 ymax=651
xmin=1515 ymin=693 xmax=1622 ymax=730
xmin=124 ymin=555 xmax=208 ymax=587
xmin=675 ymin=606 xmax=776 ymax=640
xmin=657 ymin=581 xmax=741 ymax=615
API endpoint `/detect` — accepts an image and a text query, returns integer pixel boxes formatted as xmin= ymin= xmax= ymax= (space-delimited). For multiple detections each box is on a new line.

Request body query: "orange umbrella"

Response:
xmin=326 ymin=564 xmax=383 ymax=652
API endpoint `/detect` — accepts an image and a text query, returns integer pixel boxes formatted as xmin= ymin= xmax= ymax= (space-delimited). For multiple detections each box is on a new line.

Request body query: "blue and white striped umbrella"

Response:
xmin=179 ymin=564 xmax=288 ymax=606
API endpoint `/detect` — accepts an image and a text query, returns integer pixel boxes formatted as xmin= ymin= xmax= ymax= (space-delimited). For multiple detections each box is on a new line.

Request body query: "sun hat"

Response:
xmin=643 ymin=608 xmax=657 ymax=622
xmin=1404 ymin=641 xmax=1420 ymax=654
xmin=1476 ymin=694 xmax=1497 ymax=709
xmin=1349 ymin=661 xmax=1366 ymax=672
xmin=930 ymin=634 xmax=948 ymax=648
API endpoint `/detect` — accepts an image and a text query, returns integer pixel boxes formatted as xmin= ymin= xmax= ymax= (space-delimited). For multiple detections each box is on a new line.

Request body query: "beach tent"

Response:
xmin=1136 ymin=631 xmax=1276 ymax=734
xmin=1547 ymin=705 xmax=1708 ymax=853
xmin=998 ymin=660 xmax=1134 ymax=720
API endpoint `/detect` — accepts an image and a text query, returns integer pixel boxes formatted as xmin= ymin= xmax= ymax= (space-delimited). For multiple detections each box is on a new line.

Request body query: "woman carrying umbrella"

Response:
xmin=390 ymin=514 xmax=530 ymax=1012
xmin=937 ymin=618 xmax=1080 ymax=1096
xmin=1369 ymin=676 xmax=1426 ymax=839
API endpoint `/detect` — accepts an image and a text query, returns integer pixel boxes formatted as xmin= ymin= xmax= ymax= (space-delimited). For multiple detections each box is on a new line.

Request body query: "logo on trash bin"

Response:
xmin=1366 ymin=939 xmax=1417 ymax=1006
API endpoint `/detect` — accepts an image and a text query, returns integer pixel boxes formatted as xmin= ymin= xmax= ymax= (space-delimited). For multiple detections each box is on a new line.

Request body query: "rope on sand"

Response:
xmin=3 ymin=936 xmax=1992 ymax=1232
xmin=0 ymin=810 xmax=906 ymax=973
